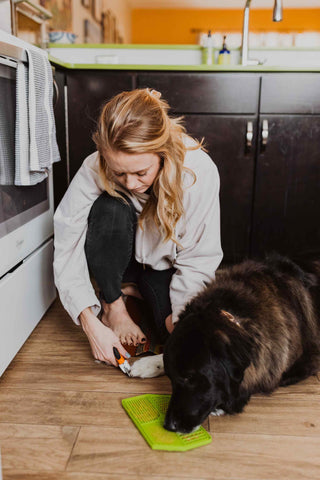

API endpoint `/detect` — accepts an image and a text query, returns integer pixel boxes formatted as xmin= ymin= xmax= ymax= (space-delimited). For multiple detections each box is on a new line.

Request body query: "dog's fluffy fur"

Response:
xmin=130 ymin=255 xmax=320 ymax=434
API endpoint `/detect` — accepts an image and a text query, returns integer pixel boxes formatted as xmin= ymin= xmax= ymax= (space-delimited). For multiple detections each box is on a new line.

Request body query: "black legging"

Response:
xmin=84 ymin=191 xmax=174 ymax=342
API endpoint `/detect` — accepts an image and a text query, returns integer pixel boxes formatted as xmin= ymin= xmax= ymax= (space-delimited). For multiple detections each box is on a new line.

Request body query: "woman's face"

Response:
xmin=107 ymin=151 xmax=161 ymax=194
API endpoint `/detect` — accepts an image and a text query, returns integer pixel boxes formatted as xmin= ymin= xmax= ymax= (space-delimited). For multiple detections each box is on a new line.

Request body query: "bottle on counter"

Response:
xmin=202 ymin=30 xmax=214 ymax=65
xmin=218 ymin=35 xmax=231 ymax=65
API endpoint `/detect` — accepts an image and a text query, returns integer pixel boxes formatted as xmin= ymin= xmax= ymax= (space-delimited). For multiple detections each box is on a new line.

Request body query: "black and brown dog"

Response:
xmin=129 ymin=255 xmax=320 ymax=434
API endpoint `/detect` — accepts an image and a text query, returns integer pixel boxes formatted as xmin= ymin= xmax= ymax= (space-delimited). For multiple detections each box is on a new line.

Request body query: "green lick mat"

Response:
xmin=122 ymin=394 xmax=212 ymax=451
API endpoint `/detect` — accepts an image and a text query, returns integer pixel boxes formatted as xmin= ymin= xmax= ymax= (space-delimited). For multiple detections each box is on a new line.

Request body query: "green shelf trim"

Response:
xmin=48 ymin=43 xmax=320 ymax=52
xmin=48 ymin=56 xmax=320 ymax=72
xmin=48 ymin=54 xmax=69 ymax=67
xmin=251 ymin=46 xmax=320 ymax=51
xmin=48 ymin=43 xmax=201 ymax=50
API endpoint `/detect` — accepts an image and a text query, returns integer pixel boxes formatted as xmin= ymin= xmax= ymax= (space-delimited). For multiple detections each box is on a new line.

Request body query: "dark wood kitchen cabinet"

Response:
xmin=137 ymin=72 xmax=260 ymax=262
xmin=183 ymin=115 xmax=257 ymax=263
xmin=52 ymin=68 xmax=68 ymax=208
xmin=251 ymin=115 xmax=320 ymax=258
xmin=52 ymin=67 xmax=320 ymax=261
xmin=251 ymin=74 xmax=320 ymax=259
xmin=66 ymin=70 xmax=134 ymax=179
xmin=138 ymin=72 xmax=320 ymax=261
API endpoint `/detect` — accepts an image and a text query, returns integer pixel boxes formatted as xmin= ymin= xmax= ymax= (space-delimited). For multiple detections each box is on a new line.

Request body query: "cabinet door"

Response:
xmin=53 ymin=69 xmax=68 ymax=209
xmin=184 ymin=115 xmax=257 ymax=262
xmin=67 ymin=71 xmax=134 ymax=179
xmin=251 ymin=116 xmax=320 ymax=258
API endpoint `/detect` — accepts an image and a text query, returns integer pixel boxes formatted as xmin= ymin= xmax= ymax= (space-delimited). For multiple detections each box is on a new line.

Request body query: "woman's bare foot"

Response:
xmin=100 ymin=296 xmax=146 ymax=346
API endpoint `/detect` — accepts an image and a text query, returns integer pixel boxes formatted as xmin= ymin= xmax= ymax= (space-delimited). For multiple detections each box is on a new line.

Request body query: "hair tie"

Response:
xmin=147 ymin=88 xmax=162 ymax=100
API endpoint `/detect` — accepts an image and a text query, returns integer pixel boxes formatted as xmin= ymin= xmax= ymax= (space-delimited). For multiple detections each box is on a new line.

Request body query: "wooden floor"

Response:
xmin=1 ymin=298 xmax=320 ymax=480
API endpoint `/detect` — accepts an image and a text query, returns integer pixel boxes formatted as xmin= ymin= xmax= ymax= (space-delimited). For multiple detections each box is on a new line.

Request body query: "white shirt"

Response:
xmin=53 ymin=139 xmax=223 ymax=325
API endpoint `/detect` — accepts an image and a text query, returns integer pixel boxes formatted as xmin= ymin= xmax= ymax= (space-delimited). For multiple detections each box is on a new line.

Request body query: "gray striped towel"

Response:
xmin=0 ymin=62 xmax=15 ymax=186
xmin=14 ymin=46 xmax=60 ymax=186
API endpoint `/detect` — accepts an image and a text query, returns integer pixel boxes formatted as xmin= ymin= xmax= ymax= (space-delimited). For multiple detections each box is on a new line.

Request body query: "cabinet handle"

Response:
xmin=246 ymin=121 xmax=253 ymax=149
xmin=53 ymin=78 xmax=59 ymax=109
xmin=262 ymin=119 xmax=269 ymax=147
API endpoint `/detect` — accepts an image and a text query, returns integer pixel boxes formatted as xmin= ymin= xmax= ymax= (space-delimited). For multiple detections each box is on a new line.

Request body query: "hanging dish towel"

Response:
xmin=0 ymin=58 xmax=16 ymax=186
xmin=15 ymin=46 xmax=60 ymax=186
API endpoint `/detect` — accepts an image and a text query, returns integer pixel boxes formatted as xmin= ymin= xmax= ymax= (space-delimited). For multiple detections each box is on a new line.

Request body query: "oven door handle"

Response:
xmin=0 ymin=40 xmax=28 ymax=63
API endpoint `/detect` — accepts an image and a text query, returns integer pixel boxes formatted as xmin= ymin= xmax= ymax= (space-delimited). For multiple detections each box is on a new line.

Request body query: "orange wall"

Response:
xmin=132 ymin=9 xmax=320 ymax=44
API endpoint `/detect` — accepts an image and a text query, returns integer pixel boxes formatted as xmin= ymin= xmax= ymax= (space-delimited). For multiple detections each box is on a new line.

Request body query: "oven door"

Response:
xmin=0 ymin=57 xmax=54 ymax=277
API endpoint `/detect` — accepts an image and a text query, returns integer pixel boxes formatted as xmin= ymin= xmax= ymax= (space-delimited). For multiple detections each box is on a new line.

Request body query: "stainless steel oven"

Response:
xmin=0 ymin=39 xmax=54 ymax=278
xmin=0 ymin=53 xmax=50 ymax=240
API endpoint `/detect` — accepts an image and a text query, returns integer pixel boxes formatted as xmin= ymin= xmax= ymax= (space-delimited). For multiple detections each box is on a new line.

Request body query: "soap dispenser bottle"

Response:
xmin=218 ymin=35 xmax=231 ymax=65
xmin=202 ymin=30 xmax=214 ymax=65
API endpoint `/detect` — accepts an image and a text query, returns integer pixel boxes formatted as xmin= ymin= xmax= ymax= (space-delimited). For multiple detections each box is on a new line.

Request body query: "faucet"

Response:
xmin=241 ymin=0 xmax=283 ymax=66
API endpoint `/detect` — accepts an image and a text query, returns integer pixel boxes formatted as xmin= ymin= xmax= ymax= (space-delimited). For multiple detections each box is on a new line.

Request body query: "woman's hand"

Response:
xmin=80 ymin=307 xmax=129 ymax=367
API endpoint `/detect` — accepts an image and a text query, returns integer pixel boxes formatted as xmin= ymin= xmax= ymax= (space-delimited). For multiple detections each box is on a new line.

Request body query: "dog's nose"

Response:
xmin=163 ymin=417 xmax=178 ymax=432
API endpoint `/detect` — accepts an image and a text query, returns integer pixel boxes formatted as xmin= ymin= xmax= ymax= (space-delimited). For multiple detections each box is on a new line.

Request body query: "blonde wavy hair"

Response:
xmin=93 ymin=88 xmax=204 ymax=244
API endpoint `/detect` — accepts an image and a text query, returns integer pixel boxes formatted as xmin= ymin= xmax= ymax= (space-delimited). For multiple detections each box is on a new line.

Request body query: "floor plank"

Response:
xmin=6 ymin=339 xmax=93 ymax=364
xmin=0 ymin=362 xmax=171 ymax=394
xmin=67 ymin=426 xmax=320 ymax=480
xmin=0 ymin=389 xmax=148 ymax=427
xmin=0 ymin=424 xmax=78 ymax=472
xmin=210 ymin=391 xmax=320 ymax=437
xmin=3 ymin=474 xmax=198 ymax=480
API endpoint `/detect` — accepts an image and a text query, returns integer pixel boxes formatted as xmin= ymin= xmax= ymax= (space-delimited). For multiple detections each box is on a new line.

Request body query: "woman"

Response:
xmin=53 ymin=88 xmax=223 ymax=368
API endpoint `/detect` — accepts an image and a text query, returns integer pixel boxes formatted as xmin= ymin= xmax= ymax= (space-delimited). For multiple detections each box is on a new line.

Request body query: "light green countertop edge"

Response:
xmin=49 ymin=43 xmax=200 ymax=50
xmin=48 ymin=43 xmax=320 ymax=51
xmin=48 ymin=42 xmax=320 ymax=72
xmin=49 ymin=55 xmax=320 ymax=72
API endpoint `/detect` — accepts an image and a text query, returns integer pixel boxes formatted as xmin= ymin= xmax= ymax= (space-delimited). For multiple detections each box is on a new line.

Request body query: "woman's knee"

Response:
xmin=89 ymin=192 xmax=135 ymax=226
xmin=85 ymin=191 xmax=136 ymax=261
xmin=87 ymin=192 xmax=136 ymax=240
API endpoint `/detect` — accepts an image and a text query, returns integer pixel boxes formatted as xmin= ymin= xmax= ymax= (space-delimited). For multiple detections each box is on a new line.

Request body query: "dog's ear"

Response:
xmin=210 ymin=329 xmax=252 ymax=383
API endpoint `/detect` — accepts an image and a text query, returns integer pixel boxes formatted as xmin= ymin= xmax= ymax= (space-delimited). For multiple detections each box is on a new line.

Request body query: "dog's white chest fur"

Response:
xmin=129 ymin=354 xmax=164 ymax=378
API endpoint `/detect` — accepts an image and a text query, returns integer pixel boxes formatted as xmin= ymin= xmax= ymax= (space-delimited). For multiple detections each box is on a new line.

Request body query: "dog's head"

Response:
xmin=163 ymin=308 xmax=252 ymax=433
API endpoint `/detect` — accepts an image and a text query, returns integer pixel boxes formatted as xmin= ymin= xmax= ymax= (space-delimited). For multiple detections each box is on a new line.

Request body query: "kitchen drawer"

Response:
xmin=260 ymin=74 xmax=320 ymax=114
xmin=137 ymin=73 xmax=260 ymax=114
xmin=0 ymin=238 xmax=56 ymax=376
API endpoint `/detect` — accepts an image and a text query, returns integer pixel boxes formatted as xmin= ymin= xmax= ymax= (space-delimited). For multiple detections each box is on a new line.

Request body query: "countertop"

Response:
xmin=48 ymin=43 xmax=320 ymax=72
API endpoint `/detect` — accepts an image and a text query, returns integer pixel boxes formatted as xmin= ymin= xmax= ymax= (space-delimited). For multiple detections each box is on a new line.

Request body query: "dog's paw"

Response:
xmin=129 ymin=354 xmax=164 ymax=378
xmin=210 ymin=409 xmax=225 ymax=417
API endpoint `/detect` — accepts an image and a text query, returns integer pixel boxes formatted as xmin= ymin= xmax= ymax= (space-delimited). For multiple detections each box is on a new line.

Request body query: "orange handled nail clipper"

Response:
xmin=113 ymin=347 xmax=131 ymax=375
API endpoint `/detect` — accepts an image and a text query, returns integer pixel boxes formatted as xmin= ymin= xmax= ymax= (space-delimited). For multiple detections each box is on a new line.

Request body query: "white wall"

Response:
xmin=72 ymin=0 xmax=132 ymax=44
xmin=105 ymin=0 xmax=131 ymax=42
xmin=71 ymin=0 xmax=98 ymax=43
xmin=0 ymin=0 xmax=12 ymax=34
